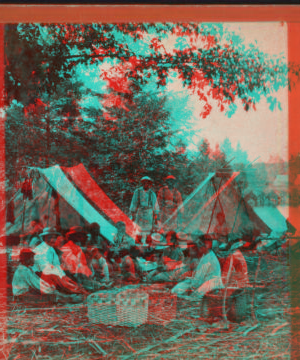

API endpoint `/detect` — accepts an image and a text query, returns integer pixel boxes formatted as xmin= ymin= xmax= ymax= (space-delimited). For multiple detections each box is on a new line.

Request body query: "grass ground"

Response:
xmin=1 ymin=252 xmax=296 ymax=359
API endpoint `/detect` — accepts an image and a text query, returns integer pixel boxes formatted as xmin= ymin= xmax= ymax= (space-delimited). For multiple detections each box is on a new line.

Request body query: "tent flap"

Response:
xmin=38 ymin=166 xmax=116 ymax=243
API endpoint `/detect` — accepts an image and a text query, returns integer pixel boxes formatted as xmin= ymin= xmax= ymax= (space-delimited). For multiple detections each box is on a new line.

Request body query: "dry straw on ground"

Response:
xmin=2 ymin=252 xmax=296 ymax=359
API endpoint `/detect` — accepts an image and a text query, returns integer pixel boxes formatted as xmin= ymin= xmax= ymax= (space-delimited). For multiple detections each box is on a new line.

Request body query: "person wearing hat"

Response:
xmin=157 ymin=175 xmax=184 ymax=233
xmin=39 ymin=227 xmax=62 ymax=248
xmin=59 ymin=226 xmax=93 ymax=279
xmin=129 ymin=176 xmax=160 ymax=244
xmin=147 ymin=232 xmax=184 ymax=282
xmin=57 ymin=226 xmax=105 ymax=292
xmin=171 ymin=236 xmax=224 ymax=298
xmin=30 ymin=229 xmax=65 ymax=279
xmin=30 ymin=233 xmax=88 ymax=296
xmin=13 ymin=248 xmax=86 ymax=303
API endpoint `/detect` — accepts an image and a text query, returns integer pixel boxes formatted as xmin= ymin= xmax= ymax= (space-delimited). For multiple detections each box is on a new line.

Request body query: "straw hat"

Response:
xmin=151 ymin=233 xmax=168 ymax=246
xmin=40 ymin=227 xmax=61 ymax=238
xmin=141 ymin=176 xmax=153 ymax=182
xmin=29 ymin=235 xmax=43 ymax=249
xmin=66 ymin=226 xmax=86 ymax=239
xmin=176 ymin=232 xmax=188 ymax=241
xmin=165 ymin=175 xmax=176 ymax=181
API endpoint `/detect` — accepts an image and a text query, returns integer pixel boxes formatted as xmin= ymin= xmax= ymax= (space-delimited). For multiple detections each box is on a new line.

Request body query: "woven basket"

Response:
xmin=116 ymin=289 xmax=149 ymax=327
xmin=204 ymin=287 xmax=252 ymax=323
xmin=227 ymin=288 xmax=252 ymax=323
xmin=142 ymin=287 xmax=177 ymax=325
xmin=87 ymin=291 xmax=119 ymax=325
xmin=203 ymin=289 xmax=224 ymax=319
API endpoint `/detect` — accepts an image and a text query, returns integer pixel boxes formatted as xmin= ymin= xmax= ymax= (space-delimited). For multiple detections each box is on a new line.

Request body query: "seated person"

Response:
xmin=110 ymin=222 xmax=139 ymax=282
xmin=55 ymin=227 xmax=103 ymax=291
xmin=163 ymin=231 xmax=184 ymax=262
xmin=13 ymin=248 xmax=56 ymax=298
xmin=30 ymin=232 xmax=88 ymax=295
xmin=27 ymin=219 xmax=44 ymax=236
xmin=147 ymin=232 xmax=184 ymax=282
xmin=87 ymin=222 xmax=111 ymax=255
xmin=12 ymin=249 xmax=83 ymax=303
xmin=171 ymin=236 xmax=224 ymax=299
xmin=172 ymin=243 xmax=203 ymax=281
xmin=30 ymin=230 xmax=66 ymax=279
xmin=85 ymin=224 xmax=110 ymax=284
xmin=220 ymin=241 xmax=251 ymax=289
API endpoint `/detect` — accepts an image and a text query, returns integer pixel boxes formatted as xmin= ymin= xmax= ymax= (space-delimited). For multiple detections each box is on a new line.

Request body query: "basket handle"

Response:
xmin=222 ymin=254 xmax=234 ymax=328
xmin=251 ymin=255 xmax=261 ymax=324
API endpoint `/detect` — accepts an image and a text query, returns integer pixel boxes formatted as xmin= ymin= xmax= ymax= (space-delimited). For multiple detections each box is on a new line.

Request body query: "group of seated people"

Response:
xmin=12 ymin=221 xmax=251 ymax=307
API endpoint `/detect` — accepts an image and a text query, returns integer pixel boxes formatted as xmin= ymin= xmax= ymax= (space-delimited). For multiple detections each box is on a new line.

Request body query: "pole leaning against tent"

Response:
xmin=222 ymin=253 xmax=234 ymax=329
xmin=162 ymin=172 xmax=216 ymax=230
xmin=251 ymin=255 xmax=261 ymax=324
xmin=182 ymin=172 xmax=240 ymax=232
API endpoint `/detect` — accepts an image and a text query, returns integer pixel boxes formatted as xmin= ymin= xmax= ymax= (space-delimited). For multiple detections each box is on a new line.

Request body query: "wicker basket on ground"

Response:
xmin=204 ymin=287 xmax=252 ymax=323
xmin=142 ymin=286 xmax=177 ymax=325
xmin=87 ymin=291 xmax=119 ymax=325
xmin=116 ymin=289 xmax=149 ymax=327
xmin=226 ymin=287 xmax=252 ymax=323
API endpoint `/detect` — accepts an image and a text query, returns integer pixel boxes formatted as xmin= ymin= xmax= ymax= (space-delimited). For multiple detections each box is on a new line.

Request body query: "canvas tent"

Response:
xmin=5 ymin=165 xmax=136 ymax=243
xmin=272 ymin=174 xmax=288 ymax=191
xmin=62 ymin=164 xmax=136 ymax=238
xmin=172 ymin=172 xmax=272 ymax=237
xmin=253 ymin=206 xmax=296 ymax=236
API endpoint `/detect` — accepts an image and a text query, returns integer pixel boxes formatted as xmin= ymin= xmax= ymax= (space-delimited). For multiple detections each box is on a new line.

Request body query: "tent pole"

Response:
xmin=230 ymin=180 xmax=246 ymax=235
xmin=207 ymin=178 xmax=223 ymax=235
xmin=55 ymin=193 xmax=61 ymax=231
xmin=222 ymin=253 xmax=233 ymax=329
xmin=21 ymin=198 xmax=26 ymax=234
xmin=162 ymin=172 xmax=215 ymax=229
xmin=182 ymin=172 xmax=240 ymax=232
xmin=47 ymin=189 xmax=51 ymax=228
xmin=251 ymin=255 xmax=261 ymax=325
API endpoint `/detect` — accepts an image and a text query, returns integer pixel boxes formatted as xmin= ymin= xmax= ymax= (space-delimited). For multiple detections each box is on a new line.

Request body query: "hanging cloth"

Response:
xmin=21 ymin=178 xmax=33 ymax=200
xmin=6 ymin=200 xmax=15 ymax=224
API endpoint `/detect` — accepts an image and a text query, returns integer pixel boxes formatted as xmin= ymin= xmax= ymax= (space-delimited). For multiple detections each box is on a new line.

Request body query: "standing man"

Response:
xmin=157 ymin=175 xmax=184 ymax=233
xmin=130 ymin=176 xmax=159 ymax=244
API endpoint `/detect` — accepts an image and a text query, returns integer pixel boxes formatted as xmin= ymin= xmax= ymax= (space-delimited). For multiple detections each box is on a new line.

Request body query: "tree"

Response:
xmin=82 ymin=87 xmax=190 ymax=210
xmin=6 ymin=23 xmax=290 ymax=119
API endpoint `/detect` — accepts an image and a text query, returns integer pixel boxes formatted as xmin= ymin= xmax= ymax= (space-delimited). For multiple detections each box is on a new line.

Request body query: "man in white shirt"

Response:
xmin=130 ymin=176 xmax=159 ymax=243
xmin=171 ymin=236 xmax=224 ymax=298
xmin=12 ymin=248 xmax=86 ymax=305
xmin=12 ymin=249 xmax=56 ymax=297
xmin=30 ymin=229 xmax=88 ymax=295
xmin=30 ymin=228 xmax=66 ymax=278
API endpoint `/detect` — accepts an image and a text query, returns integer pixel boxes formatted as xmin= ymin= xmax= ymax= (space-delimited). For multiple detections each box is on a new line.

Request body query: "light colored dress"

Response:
xmin=157 ymin=186 xmax=183 ymax=232
xmin=172 ymin=250 xmax=224 ymax=297
xmin=12 ymin=265 xmax=56 ymax=296
xmin=32 ymin=241 xmax=66 ymax=279
xmin=130 ymin=187 xmax=160 ymax=235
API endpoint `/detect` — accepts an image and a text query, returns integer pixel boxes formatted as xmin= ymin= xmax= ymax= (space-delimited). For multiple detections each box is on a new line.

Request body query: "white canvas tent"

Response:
xmin=174 ymin=172 xmax=271 ymax=237
xmin=5 ymin=165 xmax=136 ymax=243
xmin=253 ymin=206 xmax=296 ymax=236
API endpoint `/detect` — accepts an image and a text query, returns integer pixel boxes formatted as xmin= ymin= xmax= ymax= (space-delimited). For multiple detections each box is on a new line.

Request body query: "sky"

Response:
xmin=165 ymin=22 xmax=288 ymax=163
xmin=76 ymin=22 xmax=288 ymax=164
